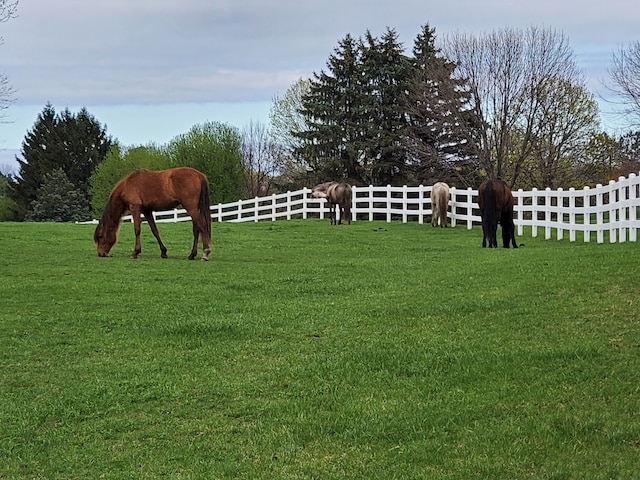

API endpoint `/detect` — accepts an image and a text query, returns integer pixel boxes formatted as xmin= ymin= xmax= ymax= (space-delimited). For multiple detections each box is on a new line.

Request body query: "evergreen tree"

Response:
xmin=296 ymin=33 xmax=365 ymax=183
xmin=8 ymin=104 xmax=112 ymax=220
xmin=360 ymin=28 xmax=412 ymax=185
xmin=405 ymin=24 xmax=478 ymax=186
xmin=28 ymin=169 xmax=90 ymax=222
xmin=295 ymin=26 xmax=475 ymax=186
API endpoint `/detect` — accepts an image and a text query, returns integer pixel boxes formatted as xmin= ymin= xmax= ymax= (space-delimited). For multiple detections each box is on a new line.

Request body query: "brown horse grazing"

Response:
xmin=311 ymin=181 xmax=352 ymax=225
xmin=430 ymin=182 xmax=450 ymax=227
xmin=478 ymin=178 xmax=518 ymax=248
xmin=94 ymin=167 xmax=212 ymax=260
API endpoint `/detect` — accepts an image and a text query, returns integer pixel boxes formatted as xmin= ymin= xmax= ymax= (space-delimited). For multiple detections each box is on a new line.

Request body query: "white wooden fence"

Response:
xmin=84 ymin=172 xmax=640 ymax=244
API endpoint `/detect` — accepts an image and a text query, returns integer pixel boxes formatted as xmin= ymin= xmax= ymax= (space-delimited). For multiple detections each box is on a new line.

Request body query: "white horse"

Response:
xmin=430 ymin=182 xmax=450 ymax=227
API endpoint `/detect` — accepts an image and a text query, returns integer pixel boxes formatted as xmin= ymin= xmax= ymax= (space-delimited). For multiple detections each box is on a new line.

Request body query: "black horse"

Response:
xmin=478 ymin=178 xmax=518 ymax=248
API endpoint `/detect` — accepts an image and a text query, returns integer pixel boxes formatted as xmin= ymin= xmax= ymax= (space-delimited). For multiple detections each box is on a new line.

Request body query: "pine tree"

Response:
xmin=28 ymin=169 xmax=90 ymax=222
xmin=296 ymin=33 xmax=366 ymax=183
xmin=360 ymin=28 xmax=412 ymax=185
xmin=405 ymin=24 xmax=478 ymax=185
xmin=8 ymin=104 xmax=112 ymax=220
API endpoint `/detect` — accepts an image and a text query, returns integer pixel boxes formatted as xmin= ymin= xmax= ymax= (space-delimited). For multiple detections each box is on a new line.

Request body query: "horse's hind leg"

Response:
xmin=201 ymin=228 xmax=212 ymax=261
xmin=188 ymin=222 xmax=200 ymax=260
xmin=144 ymin=210 xmax=168 ymax=258
xmin=481 ymin=218 xmax=488 ymax=247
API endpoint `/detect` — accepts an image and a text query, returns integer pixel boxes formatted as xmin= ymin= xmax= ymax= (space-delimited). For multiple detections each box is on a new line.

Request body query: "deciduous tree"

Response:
xmin=607 ymin=42 xmax=640 ymax=128
xmin=0 ymin=0 xmax=17 ymax=122
xmin=89 ymin=144 xmax=170 ymax=218
xmin=441 ymin=26 xmax=594 ymax=188
xmin=167 ymin=122 xmax=244 ymax=203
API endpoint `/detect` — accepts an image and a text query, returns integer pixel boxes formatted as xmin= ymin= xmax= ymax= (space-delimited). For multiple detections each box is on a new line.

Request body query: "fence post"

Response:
xmin=418 ymin=185 xmax=425 ymax=225
xmin=608 ymin=180 xmax=617 ymax=243
xmin=401 ymin=185 xmax=408 ymax=223
xmin=556 ymin=188 xmax=564 ymax=241
xmin=544 ymin=188 xmax=552 ymax=240
xmin=302 ymin=187 xmax=308 ymax=220
xmin=450 ymin=187 xmax=457 ymax=228
xmin=351 ymin=185 xmax=357 ymax=222
xmin=583 ymin=186 xmax=590 ymax=242
xmin=530 ymin=188 xmax=538 ymax=238
xmin=568 ymin=188 xmax=576 ymax=242
xmin=269 ymin=194 xmax=275 ymax=221
xmin=466 ymin=187 xmax=474 ymax=230
xmin=618 ymin=176 xmax=627 ymax=243
xmin=386 ymin=185 xmax=392 ymax=223
xmin=629 ymin=173 xmax=637 ymax=242
xmin=253 ymin=197 xmax=259 ymax=222
xmin=368 ymin=185 xmax=374 ymax=222
xmin=516 ymin=189 xmax=524 ymax=236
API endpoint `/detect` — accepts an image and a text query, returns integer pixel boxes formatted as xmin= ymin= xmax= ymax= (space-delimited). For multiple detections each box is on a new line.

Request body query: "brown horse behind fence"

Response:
xmin=311 ymin=181 xmax=352 ymax=225
xmin=478 ymin=178 xmax=518 ymax=248
xmin=430 ymin=182 xmax=450 ymax=227
xmin=93 ymin=167 xmax=212 ymax=260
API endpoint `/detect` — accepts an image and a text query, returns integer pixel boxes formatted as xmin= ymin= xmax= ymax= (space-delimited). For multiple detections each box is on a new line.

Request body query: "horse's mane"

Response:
xmin=95 ymin=182 xmax=126 ymax=242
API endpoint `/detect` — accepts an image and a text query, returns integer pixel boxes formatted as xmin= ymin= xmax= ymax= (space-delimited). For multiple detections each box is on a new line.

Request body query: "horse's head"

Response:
xmin=93 ymin=221 xmax=117 ymax=257
xmin=311 ymin=182 xmax=337 ymax=199
xmin=311 ymin=189 xmax=328 ymax=199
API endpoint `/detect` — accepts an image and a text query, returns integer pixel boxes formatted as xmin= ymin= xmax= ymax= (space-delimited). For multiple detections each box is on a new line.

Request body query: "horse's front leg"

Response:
xmin=144 ymin=210 xmax=168 ymax=258
xmin=131 ymin=207 xmax=143 ymax=259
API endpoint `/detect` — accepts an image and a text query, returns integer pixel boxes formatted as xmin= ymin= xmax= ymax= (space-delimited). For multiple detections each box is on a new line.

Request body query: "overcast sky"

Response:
xmin=1 ymin=0 xmax=639 ymax=171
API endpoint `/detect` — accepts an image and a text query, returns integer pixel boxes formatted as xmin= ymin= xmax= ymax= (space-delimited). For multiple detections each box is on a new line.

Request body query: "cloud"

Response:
xmin=4 ymin=0 xmax=638 ymax=108
xmin=1 ymin=0 xmax=638 ymax=148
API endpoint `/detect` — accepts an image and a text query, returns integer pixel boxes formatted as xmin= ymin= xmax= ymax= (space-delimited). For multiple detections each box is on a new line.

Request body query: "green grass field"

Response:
xmin=1 ymin=220 xmax=638 ymax=479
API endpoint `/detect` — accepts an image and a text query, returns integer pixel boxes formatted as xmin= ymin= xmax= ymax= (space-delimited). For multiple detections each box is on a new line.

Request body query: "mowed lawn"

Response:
xmin=0 ymin=219 xmax=638 ymax=479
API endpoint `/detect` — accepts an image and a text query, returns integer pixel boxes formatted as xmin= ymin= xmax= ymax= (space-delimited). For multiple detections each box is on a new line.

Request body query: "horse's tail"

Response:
xmin=343 ymin=184 xmax=352 ymax=223
xmin=198 ymin=177 xmax=212 ymax=241
xmin=482 ymin=180 xmax=496 ymax=220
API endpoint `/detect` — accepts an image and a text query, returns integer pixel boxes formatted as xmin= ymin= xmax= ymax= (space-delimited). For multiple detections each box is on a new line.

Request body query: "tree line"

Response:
xmin=274 ymin=24 xmax=640 ymax=190
xmin=2 ymin=21 xmax=640 ymax=222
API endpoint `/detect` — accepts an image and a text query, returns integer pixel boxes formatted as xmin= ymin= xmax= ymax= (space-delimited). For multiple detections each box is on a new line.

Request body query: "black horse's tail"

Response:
xmin=483 ymin=180 xmax=497 ymax=222
xmin=199 ymin=177 xmax=212 ymax=240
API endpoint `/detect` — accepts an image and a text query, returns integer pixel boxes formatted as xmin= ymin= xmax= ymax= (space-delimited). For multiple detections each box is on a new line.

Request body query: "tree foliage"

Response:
xmin=294 ymin=26 xmax=480 ymax=187
xmin=0 ymin=171 xmax=16 ymax=220
xmin=441 ymin=26 xmax=599 ymax=188
xmin=28 ymin=169 xmax=90 ymax=222
xmin=270 ymin=78 xmax=310 ymax=155
xmin=166 ymin=122 xmax=245 ymax=203
xmin=607 ymin=42 xmax=640 ymax=128
xmin=89 ymin=144 xmax=170 ymax=218
xmin=296 ymin=32 xmax=365 ymax=184
xmin=0 ymin=0 xmax=17 ymax=121
xmin=8 ymin=104 xmax=112 ymax=220
xmin=404 ymin=24 xmax=478 ymax=186
xmin=241 ymin=120 xmax=281 ymax=197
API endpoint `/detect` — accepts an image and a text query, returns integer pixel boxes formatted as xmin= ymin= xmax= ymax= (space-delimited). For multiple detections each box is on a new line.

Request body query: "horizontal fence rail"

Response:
xmin=82 ymin=172 xmax=640 ymax=244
